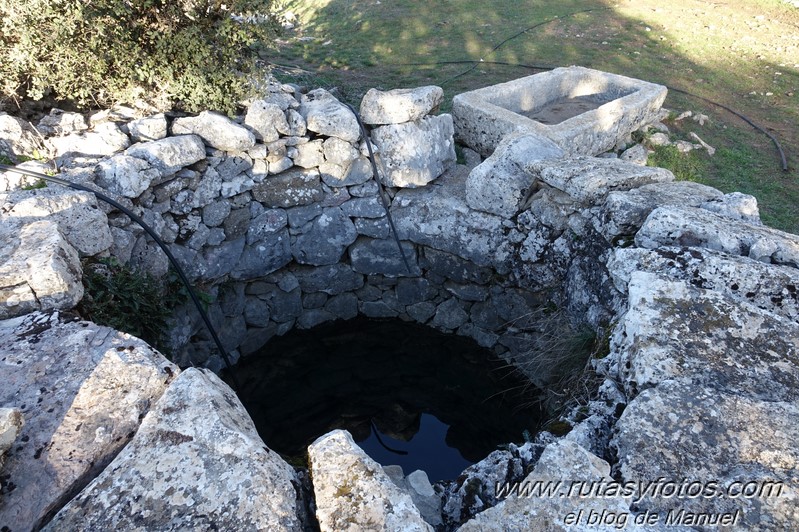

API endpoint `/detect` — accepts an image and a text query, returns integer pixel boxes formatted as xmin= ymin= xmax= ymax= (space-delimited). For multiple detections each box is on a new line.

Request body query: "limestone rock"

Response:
xmin=245 ymin=100 xmax=290 ymax=142
xmin=95 ymin=154 xmax=162 ymax=198
xmin=300 ymin=89 xmax=361 ymax=142
xmin=36 ymin=109 xmax=88 ymax=137
xmin=0 ymin=221 xmax=83 ymax=319
xmin=125 ymin=135 xmax=206 ymax=177
xmin=126 ymin=114 xmax=168 ymax=142
xmin=392 ymin=169 xmax=512 ymax=272
xmin=371 ymin=115 xmax=456 ymax=188
xmin=619 ymin=143 xmax=649 ymax=165
xmin=1 ymin=187 xmax=112 ymax=256
xmin=466 ymin=132 xmax=564 ymax=217
xmin=0 ymin=312 xmax=177 ymax=530
xmin=293 ymin=264 xmax=365 ymax=295
xmin=252 ymin=168 xmax=324 ymax=208
xmin=0 ymin=407 xmax=23 ymax=455
xmin=607 ymin=246 xmax=799 ymax=324
xmin=700 ymin=191 xmax=761 ymax=224
xmin=598 ymin=181 xmax=723 ymax=239
xmin=348 ymin=237 xmax=418 ymax=276
xmin=0 ymin=113 xmax=43 ymax=161
xmin=527 ymin=156 xmax=674 ymax=205
xmin=612 ymin=381 xmax=799 ymax=529
xmin=48 ymin=122 xmax=130 ymax=158
xmin=636 ymin=205 xmax=799 ymax=267
xmin=291 ymin=207 xmax=357 ymax=265
xmin=231 ymin=228 xmax=291 ymax=280
xmin=172 ymin=111 xmax=256 ymax=152
xmin=308 ymin=429 xmax=433 ymax=532
xmin=0 ymin=161 xmax=51 ymax=192
xmin=320 ymin=157 xmax=373 ymax=187
xmin=459 ymin=440 xmax=631 ymax=532
xmin=45 ymin=368 xmax=302 ymax=531
xmin=611 ymin=271 xmax=799 ymax=401
xmin=360 ymin=86 xmax=444 ymax=125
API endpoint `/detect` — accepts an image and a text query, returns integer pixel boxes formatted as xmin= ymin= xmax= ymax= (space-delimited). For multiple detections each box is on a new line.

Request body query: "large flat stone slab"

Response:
xmin=526 ymin=156 xmax=674 ymax=206
xmin=613 ymin=381 xmax=799 ymax=529
xmin=611 ymin=271 xmax=799 ymax=401
xmin=45 ymin=368 xmax=302 ymax=531
xmin=636 ymin=205 xmax=799 ymax=268
xmin=607 ymin=246 xmax=799 ymax=324
xmin=0 ymin=312 xmax=178 ymax=531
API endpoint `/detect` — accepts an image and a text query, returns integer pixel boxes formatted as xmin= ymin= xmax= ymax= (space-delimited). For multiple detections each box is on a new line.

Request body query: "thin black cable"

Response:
xmin=0 ymin=163 xmax=241 ymax=390
xmin=343 ymin=102 xmax=414 ymax=274
xmin=369 ymin=420 xmax=408 ymax=455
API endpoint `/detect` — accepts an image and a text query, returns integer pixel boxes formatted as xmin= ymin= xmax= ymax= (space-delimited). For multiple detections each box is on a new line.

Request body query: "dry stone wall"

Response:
xmin=3 ymin=78 xmax=799 ymax=530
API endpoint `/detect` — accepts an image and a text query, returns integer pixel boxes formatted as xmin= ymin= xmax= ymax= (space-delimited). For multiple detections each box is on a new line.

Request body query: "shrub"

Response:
xmin=77 ymin=257 xmax=187 ymax=356
xmin=0 ymin=0 xmax=278 ymax=114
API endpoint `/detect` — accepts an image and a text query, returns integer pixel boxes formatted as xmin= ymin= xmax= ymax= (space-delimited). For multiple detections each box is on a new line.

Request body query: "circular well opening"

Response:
xmin=226 ymin=316 xmax=544 ymax=482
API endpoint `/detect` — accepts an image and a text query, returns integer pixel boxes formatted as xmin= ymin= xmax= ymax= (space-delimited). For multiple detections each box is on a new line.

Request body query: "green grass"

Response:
xmin=268 ymin=0 xmax=799 ymax=233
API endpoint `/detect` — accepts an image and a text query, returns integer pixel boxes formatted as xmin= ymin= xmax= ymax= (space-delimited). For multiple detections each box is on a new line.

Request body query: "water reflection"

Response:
xmin=226 ymin=317 xmax=543 ymax=480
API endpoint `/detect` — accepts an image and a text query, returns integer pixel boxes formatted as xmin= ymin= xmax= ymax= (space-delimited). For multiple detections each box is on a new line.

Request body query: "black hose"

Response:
xmin=0 ymin=163 xmax=241 ymax=390
xmin=343 ymin=102 xmax=414 ymax=274
xmin=370 ymin=420 xmax=409 ymax=456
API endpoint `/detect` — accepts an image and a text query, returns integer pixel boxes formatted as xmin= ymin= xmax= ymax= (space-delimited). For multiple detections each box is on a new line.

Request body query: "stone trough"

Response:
xmin=453 ymin=66 xmax=667 ymax=157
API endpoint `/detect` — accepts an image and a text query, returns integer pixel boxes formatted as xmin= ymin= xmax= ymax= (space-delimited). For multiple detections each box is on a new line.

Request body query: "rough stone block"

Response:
xmin=360 ymin=86 xmax=443 ymax=125
xmin=45 ymin=368 xmax=302 ymax=531
xmin=0 ymin=312 xmax=178 ymax=530
xmin=172 ymin=111 xmax=256 ymax=152
xmin=371 ymin=114 xmax=456 ymax=188
xmin=348 ymin=237 xmax=418 ymax=277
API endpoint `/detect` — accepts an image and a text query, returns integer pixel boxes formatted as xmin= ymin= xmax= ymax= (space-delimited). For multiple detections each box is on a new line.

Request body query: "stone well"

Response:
xmin=452 ymin=66 xmax=667 ymax=157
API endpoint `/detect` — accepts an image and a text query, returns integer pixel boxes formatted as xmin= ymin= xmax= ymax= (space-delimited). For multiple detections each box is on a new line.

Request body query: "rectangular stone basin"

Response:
xmin=452 ymin=66 xmax=667 ymax=157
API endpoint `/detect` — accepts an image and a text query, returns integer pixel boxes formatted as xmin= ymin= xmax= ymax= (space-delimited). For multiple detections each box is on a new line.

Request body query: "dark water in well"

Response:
xmin=226 ymin=317 xmax=543 ymax=482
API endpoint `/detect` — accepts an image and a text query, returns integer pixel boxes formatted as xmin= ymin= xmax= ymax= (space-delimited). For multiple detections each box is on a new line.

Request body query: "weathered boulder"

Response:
xmin=370 ymin=115 xmax=456 ymax=188
xmin=612 ymin=381 xmax=799 ymax=529
xmin=95 ymin=154 xmax=163 ymax=198
xmin=36 ymin=109 xmax=88 ymax=137
xmin=699 ymin=191 xmax=761 ymax=224
xmin=348 ymin=237 xmax=418 ymax=276
xmin=1 ymin=187 xmax=112 ymax=256
xmin=252 ymin=167 xmax=324 ymax=208
xmin=527 ymin=156 xmax=674 ymax=205
xmin=636 ymin=205 xmax=799 ymax=267
xmin=245 ymin=100 xmax=290 ymax=142
xmin=0 ymin=114 xmax=43 ymax=162
xmin=308 ymin=429 xmax=433 ymax=531
xmin=0 ymin=312 xmax=178 ymax=530
xmin=607 ymin=246 xmax=799 ymax=324
xmin=598 ymin=181 xmax=723 ymax=239
xmin=392 ymin=168 xmax=512 ymax=272
xmin=126 ymin=114 xmax=168 ymax=142
xmin=611 ymin=271 xmax=799 ymax=401
xmin=466 ymin=132 xmax=564 ymax=217
xmin=125 ymin=135 xmax=206 ymax=177
xmin=45 ymin=368 xmax=303 ymax=531
xmin=48 ymin=122 xmax=130 ymax=158
xmin=172 ymin=111 xmax=256 ymax=152
xmin=360 ymin=86 xmax=444 ymax=125
xmin=0 ymin=221 xmax=83 ymax=319
xmin=459 ymin=440 xmax=631 ymax=532
xmin=300 ymin=89 xmax=360 ymax=143
xmin=231 ymin=228 xmax=292 ymax=279
xmin=291 ymin=207 xmax=357 ymax=265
